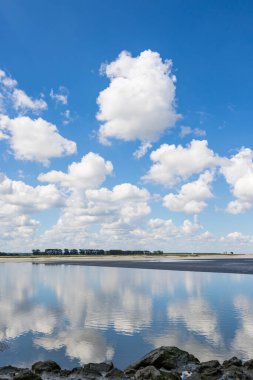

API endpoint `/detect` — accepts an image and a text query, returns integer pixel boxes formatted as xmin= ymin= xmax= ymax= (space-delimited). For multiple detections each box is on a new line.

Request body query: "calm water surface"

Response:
xmin=0 ymin=262 xmax=253 ymax=369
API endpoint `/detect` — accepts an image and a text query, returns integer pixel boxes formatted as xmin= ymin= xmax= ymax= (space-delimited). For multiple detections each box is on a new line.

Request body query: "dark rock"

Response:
xmin=105 ymin=368 xmax=125 ymax=378
xmin=159 ymin=369 xmax=181 ymax=379
xmin=191 ymin=361 xmax=222 ymax=380
xmin=83 ymin=361 xmax=114 ymax=374
xmin=13 ymin=370 xmax=42 ymax=380
xmin=244 ymin=359 xmax=253 ymax=370
xmin=124 ymin=368 xmax=136 ymax=376
xmin=0 ymin=366 xmax=21 ymax=375
xmin=134 ymin=365 xmax=161 ymax=379
xmin=127 ymin=346 xmax=199 ymax=371
xmin=199 ymin=360 xmax=220 ymax=370
xmin=70 ymin=366 xmax=102 ymax=378
xmin=59 ymin=369 xmax=72 ymax=377
xmin=222 ymin=367 xmax=251 ymax=379
xmin=31 ymin=360 xmax=61 ymax=374
xmin=223 ymin=356 xmax=242 ymax=368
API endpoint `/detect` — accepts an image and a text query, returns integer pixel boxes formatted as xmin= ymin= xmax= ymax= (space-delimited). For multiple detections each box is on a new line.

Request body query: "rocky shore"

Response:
xmin=1 ymin=346 xmax=253 ymax=380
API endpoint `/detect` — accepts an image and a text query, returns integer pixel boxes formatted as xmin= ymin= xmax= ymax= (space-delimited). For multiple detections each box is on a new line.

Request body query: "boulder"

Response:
xmin=191 ymin=361 xmax=222 ymax=380
xmin=222 ymin=368 xmax=251 ymax=380
xmin=159 ymin=369 xmax=181 ymax=379
xmin=70 ymin=366 xmax=102 ymax=378
xmin=243 ymin=359 xmax=253 ymax=370
xmin=105 ymin=368 xmax=125 ymax=378
xmin=83 ymin=361 xmax=114 ymax=374
xmin=127 ymin=346 xmax=199 ymax=371
xmin=134 ymin=365 xmax=161 ymax=379
xmin=13 ymin=370 xmax=42 ymax=380
xmin=223 ymin=356 xmax=242 ymax=367
xmin=31 ymin=360 xmax=61 ymax=374
xmin=0 ymin=366 xmax=21 ymax=376
xmin=199 ymin=360 xmax=220 ymax=370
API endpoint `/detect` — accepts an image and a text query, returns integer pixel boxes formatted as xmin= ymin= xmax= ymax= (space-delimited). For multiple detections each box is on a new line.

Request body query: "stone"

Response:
xmin=105 ymin=368 xmax=125 ymax=378
xmin=70 ymin=366 xmax=102 ymax=378
xmin=13 ymin=370 xmax=42 ymax=380
xmin=222 ymin=368 xmax=251 ymax=380
xmin=159 ymin=369 xmax=181 ymax=379
xmin=0 ymin=366 xmax=21 ymax=375
xmin=127 ymin=346 xmax=199 ymax=372
xmin=191 ymin=361 xmax=223 ymax=380
xmin=199 ymin=360 xmax=220 ymax=370
xmin=244 ymin=359 xmax=253 ymax=370
xmin=31 ymin=360 xmax=61 ymax=374
xmin=223 ymin=356 xmax=242 ymax=367
xmin=135 ymin=365 xmax=161 ymax=379
xmin=83 ymin=361 xmax=114 ymax=374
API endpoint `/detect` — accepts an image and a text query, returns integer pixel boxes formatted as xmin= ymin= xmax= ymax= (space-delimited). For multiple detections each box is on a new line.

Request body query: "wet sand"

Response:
xmin=38 ymin=256 xmax=253 ymax=275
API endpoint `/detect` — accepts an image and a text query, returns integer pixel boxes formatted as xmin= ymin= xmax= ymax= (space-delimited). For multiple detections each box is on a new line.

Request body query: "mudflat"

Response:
xmin=36 ymin=255 xmax=253 ymax=275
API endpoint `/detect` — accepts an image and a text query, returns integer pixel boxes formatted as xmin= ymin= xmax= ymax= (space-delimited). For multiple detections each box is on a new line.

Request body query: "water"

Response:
xmin=0 ymin=262 xmax=253 ymax=369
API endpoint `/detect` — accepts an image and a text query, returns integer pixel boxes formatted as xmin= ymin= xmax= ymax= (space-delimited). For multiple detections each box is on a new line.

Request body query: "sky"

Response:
xmin=0 ymin=0 xmax=253 ymax=253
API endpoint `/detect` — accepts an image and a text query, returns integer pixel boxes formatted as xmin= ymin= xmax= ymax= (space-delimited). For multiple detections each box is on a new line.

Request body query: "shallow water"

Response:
xmin=0 ymin=262 xmax=253 ymax=369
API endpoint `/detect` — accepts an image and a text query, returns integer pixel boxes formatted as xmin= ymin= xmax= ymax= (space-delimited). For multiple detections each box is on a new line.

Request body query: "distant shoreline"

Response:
xmin=1 ymin=254 xmax=253 ymax=275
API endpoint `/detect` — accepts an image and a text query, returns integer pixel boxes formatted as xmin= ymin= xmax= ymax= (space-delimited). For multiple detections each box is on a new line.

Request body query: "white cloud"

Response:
xmin=221 ymin=148 xmax=253 ymax=214
xmin=50 ymin=86 xmax=68 ymax=105
xmin=0 ymin=173 xmax=63 ymax=212
xmin=0 ymin=68 xmax=47 ymax=113
xmin=133 ymin=142 xmax=152 ymax=159
xmin=220 ymin=231 xmax=253 ymax=245
xmin=62 ymin=109 xmax=72 ymax=125
xmin=37 ymin=182 xmax=150 ymax=249
xmin=0 ymin=114 xmax=77 ymax=164
xmin=12 ymin=89 xmax=47 ymax=112
xmin=143 ymin=140 xmax=220 ymax=186
xmin=0 ymin=69 xmax=17 ymax=87
xmin=97 ymin=50 xmax=180 ymax=145
xmin=0 ymin=130 xmax=8 ymax=140
xmin=38 ymin=152 xmax=113 ymax=190
xmin=181 ymin=218 xmax=203 ymax=235
xmin=163 ymin=171 xmax=214 ymax=214
xmin=179 ymin=126 xmax=206 ymax=138
xmin=0 ymin=173 xmax=64 ymax=246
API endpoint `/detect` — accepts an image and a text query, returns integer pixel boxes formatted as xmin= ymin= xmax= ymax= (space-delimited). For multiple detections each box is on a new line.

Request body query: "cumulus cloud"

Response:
xmin=221 ymin=148 xmax=253 ymax=214
xmin=50 ymin=86 xmax=68 ymax=105
xmin=38 ymin=152 xmax=113 ymax=190
xmin=163 ymin=171 xmax=214 ymax=214
xmin=133 ymin=142 xmax=152 ymax=159
xmin=12 ymin=89 xmax=47 ymax=112
xmin=0 ymin=68 xmax=47 ymax=113
xmin=0 ymin=114 xmax=76 ymax=164
xmin=0 ymin=173 xmax=64 ymax=246
xmin=179 ymin=126 xmax=206 ymax=138
xmin=146 ymin=217 xmax=202 ymax=239
xmin=97 ymin=50 xmax=180 ymax=145
xmin=37 ymin=182 xmax=150 ymax=249
xmin=143 ymin=140 xmax=220 ymax=186
xmin=0 ymin=173 xmax=63 ymax=212
xmin=0 ymin=69 xmax=17 ymax=88
xmin=220 ymin=231 xmax=253 ymax=245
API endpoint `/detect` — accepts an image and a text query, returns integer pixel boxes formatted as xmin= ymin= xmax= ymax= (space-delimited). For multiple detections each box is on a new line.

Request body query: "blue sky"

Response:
xmin=0 ymin=0 xmax=253 ymax=252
